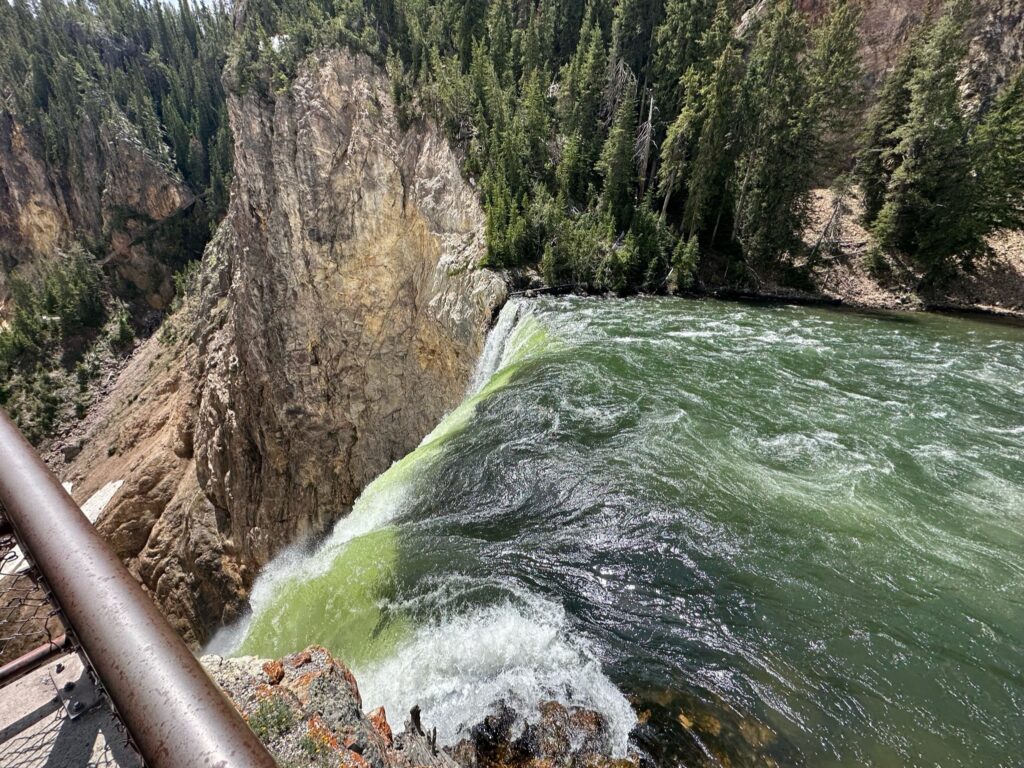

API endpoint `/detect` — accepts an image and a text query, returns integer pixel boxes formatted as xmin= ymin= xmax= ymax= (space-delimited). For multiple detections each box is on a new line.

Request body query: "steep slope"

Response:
xmin=0 ymin=109 xmax=199 ymax=310
xmin=61 ymin=48 xmax=506 ymax=645
xmin=761 ymin=0 xmax=1024 ymax=94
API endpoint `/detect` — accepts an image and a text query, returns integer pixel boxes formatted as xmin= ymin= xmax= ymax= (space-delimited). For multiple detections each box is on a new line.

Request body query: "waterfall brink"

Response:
xmin=468 ymin=299 xmax=527 ymax=396
xmin=207 ymin=298 xmax=541 ymax=659
xmin=204 ymin=297 xmax=636 ymax=755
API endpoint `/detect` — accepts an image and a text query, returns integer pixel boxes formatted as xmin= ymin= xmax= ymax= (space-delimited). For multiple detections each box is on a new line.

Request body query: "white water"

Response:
xmin=356 ymin=593 xmax=636 ymax=752
xmin=467 ymin=298 xmax=527 ymax=395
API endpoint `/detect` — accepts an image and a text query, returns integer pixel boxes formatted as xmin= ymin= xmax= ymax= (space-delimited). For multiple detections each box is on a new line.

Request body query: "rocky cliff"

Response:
xmin=61 ymin=48 xmax=506 ymax=645
xmin=0 ymin=108 xmax=198 ymax=310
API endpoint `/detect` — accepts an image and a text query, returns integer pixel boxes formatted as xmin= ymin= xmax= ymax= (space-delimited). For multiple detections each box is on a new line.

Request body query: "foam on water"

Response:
xmin=354 ymin=594 xmax=637 ymax=755
xmin=209 ymin=307 xmax=548 ymax=656
xmin=208 ymin=297 xmax=1024 ymax=767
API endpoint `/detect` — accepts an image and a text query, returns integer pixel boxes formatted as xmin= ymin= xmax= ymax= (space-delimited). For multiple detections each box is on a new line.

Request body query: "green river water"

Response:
xmin=211 ymin=297 xmax=1024 ymax=768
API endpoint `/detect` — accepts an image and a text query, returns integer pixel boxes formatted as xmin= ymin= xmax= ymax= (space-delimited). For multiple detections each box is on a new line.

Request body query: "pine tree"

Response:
xmin=856 ymin=43 xmax=920 ymax=225
xmin=597 ymin=79 xmax=639 ymax=232
xmin=730 ymin=0 xmax=813 ymax=267
xmin=870 ymin=10 xmax=973 ymax=273
xmin=651 ymin=0 xmax=716 ymax=122
xmin=681 ymin=38 xmax=743 ymax=240
xmin=805 ymin=1 xmax=863 ymax=178
xmin=487 ymin=0 xmax=514 ymax=86
xmin=970 ymin=67 xmax=1024 ymax=233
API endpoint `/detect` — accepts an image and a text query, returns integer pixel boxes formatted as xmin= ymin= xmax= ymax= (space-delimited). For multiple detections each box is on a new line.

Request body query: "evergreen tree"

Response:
xmin=870 ymin=10 xmax=973 ymax=273
xmin=856 ymin=35 xmax=919 ymax=224
xmin=651 ymin=0 xmax=716 ymax=123
xmin=805 ymin=1 xmax=863 ymax=178
xmin=597 ymin=79 xmax=639 ymax=232
xmin=730 ymin=0 xmax=813 ymax=266
xmin=680 ymin=37 xmax=743 ymax=240
xmin=970 ymin=67 xmax=1024 ymax=234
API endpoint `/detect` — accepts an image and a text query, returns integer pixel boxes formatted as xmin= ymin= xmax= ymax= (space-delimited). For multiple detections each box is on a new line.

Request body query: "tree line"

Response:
xmin=0 ymin=0 xmax=234 ymax=229
xmin=0 ymin=0 xmax=233 ymax=442
xmin=232 ymin=0 xmax=1024 ymax=293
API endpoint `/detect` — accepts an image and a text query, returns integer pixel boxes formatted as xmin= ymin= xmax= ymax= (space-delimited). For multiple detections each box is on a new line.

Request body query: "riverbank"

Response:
xmin=765 ymin=188 xmax=1024 ymax=319
xmin=699 ymin=188 xmax=1024 ymax=320
xmin=511 ymin=188 xmax=1024 ymax=322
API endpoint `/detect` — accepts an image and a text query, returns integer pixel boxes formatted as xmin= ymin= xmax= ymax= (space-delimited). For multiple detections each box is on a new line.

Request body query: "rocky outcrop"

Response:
xmin=202 ymin=646 xmax=630 ymax=768
xmin=963 ymin=0 xmax=1024 ymax=111
xmin=0 ymin=107 xmax=196 ymax=309
xmin=63 ymin=48 xmax=506 ymax=645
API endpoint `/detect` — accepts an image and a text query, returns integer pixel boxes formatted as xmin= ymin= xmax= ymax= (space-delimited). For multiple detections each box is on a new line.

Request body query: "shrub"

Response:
xmin=248 ymin=695 xmax=295 ymax=741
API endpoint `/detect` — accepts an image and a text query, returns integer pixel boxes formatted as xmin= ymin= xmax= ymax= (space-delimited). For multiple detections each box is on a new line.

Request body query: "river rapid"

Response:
xmin=209 ymin=297 xmax=1024 ymax=768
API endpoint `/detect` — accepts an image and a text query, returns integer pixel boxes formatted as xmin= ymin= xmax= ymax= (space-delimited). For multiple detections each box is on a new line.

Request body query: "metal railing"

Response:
xmin=0 ymin=410 xmax=278 ymax=768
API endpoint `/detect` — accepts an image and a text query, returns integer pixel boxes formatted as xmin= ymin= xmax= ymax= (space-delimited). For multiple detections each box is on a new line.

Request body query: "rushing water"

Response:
xmin=210 ymin=297 xmax=1024 ymax=768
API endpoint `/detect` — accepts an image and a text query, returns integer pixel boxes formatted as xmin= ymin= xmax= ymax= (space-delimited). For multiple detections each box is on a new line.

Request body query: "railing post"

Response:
xmin=0 ymin=410 xmax=278 ymax=768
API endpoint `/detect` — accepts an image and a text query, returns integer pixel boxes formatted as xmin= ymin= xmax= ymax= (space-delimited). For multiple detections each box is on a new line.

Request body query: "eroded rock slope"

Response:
xmin=62 ymin=49 xmax=506 ymax=645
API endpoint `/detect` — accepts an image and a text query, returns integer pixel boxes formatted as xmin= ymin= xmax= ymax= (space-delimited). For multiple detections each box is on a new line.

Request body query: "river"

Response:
xmin=209 ymin=297 xmax=1024 ymax=767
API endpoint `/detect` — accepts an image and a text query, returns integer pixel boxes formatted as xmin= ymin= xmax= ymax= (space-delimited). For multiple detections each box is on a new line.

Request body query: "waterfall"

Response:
xmin=468 ymin=298 xmax=527 ymax=396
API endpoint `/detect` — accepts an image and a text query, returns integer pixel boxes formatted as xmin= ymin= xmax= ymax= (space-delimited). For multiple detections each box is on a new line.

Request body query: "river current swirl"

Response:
xmin=210 ymin=297 xmax=1024 ymax=768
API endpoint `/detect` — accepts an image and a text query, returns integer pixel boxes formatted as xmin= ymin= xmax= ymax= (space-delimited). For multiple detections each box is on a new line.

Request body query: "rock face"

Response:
xmin=0 ymin=108 xmax=196 ymax=309
xmin=202 ymin=646 xmax=629 ymax=768
xmin=64 ymin=48 xmax=506 ymax=645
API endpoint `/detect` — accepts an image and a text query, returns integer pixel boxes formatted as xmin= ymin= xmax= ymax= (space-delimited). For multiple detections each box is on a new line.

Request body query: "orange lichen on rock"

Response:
xmin=263 ymin=659 xmax=285 ymax=684
xmin=285 ymin=670 xmax=321 ymax=705
xmin=368 ymin=706 xmax=393 ymax=747
xmin=339 ymin=748 xmax=371 ymax=768
xmin=307 ymin=714 xmax=340 ymax=751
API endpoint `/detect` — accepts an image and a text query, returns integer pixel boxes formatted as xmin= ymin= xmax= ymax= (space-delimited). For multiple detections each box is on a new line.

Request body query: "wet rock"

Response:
xmin=369 ymin=707 xmax=394 ymax=747
xmin=451 ymin=700 xmax=630 ymax=768
xmin=203 ymin=649 xmax=630 ymax=768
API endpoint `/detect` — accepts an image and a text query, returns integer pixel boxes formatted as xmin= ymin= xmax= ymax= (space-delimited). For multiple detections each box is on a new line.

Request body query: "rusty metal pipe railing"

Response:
xmin=0 ymin=632 xmax=70 ymax=686
xmin=0 ymin=410 xmax=278 ymax=768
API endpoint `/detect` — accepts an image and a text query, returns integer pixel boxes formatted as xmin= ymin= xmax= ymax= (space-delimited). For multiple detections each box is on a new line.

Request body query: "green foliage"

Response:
xmin=652 ymin=0 xmax=717 ymax=121
xmin=0 ymin=0 xmax=234 ymax=227
xmin=248 ymin=695 xmax=296 ymax=741
xmin=5 ymin=0 xmax=1021 ymax=306
xmin=673 ymin=235 xmax=700 ymax=289
xmin=597 ymin=80 xmax=639 ymax=232
xmin=805 ymin=0 xmax=864 ymax=177
xmin=0 ymin=251 xmax=107 ymax=443
xmin=861 ymin=5 xmax=1008 ymax=278
xmin=970 ymin=67 xmax=1024 ymax=233
xmin=110 ymin=304 xmax=136 ymax=350
xmin=730 ymin=0 xmax=813 ymax=267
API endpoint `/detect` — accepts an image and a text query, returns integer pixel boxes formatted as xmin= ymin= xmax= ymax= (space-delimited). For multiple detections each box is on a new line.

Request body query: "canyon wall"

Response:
xmin=62 ymin=49 xmax=506 ymax=645
xmin=0 ymin=109 xmax=197 ymax=310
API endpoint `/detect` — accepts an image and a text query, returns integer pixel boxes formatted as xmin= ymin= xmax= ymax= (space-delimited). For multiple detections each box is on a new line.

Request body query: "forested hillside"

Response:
xmin=0 ymin=0 xmax=232 ymax=227
xmin=229 ymin=0 xmax=1024 ymax=293
xmin=2 ymin=0 xmax=1023 ymax=445
xmin=0 ymin=0 xmax=231 ymax=442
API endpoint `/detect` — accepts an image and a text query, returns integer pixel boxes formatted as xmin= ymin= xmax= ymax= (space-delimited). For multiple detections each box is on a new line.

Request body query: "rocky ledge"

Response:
xmin=202 ymin=646 xmax=635 ymax=768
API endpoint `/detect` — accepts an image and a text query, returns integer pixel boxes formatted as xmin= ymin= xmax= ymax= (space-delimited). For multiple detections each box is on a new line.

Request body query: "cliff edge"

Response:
xmin=60 ymin=48 xmax=506 ymax=646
